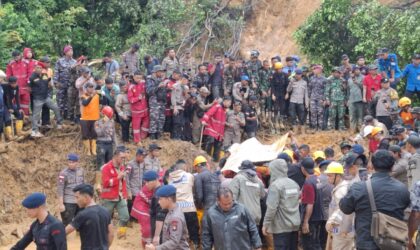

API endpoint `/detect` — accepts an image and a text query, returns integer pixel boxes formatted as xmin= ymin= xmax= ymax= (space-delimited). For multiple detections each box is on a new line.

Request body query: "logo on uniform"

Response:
xmin=171 ymin=221 xmax=178 ymax=231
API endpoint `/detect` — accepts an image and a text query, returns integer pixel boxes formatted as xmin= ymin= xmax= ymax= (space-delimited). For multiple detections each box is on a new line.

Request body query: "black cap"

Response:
xmin=414 ymin=53 xmax=420 ymax=60
xmin=114 ymin=145 xmax=128 ymax=155
xmin=372 ymin=150 xmax=394 ymax=171
xmin=8 ymin=76 xmax=17 ymax=83
xmin=173 ymin=69 xmax=182 ymax=75
xmin=389 ymin=145 xmax=401 ymax=153
xmin=12 ymin=50 xmax=20 ymax=57
xmin=40 ymin=56 xmax=51 ymax=63
xmin=233 ymin=101 xmax=242 ymax=106
xmin=103 ymin=52 xmax=113 ymax=58
xmin=340 ymin=141 xmax=352 ymax=149
xmin=342 ymin=54 xmax=349 ymax=60
xmin=407 ymin=135 xmax=420 ymax=149
xmin=149 ymin=144 xmax=162 ymax=151
xmin=239 ymin=160 xmax=255 ymax=170
xmin=344 ymin=153 xmax=359 ymax=169
xmin=301 ymin=157 xmax=315 ymax=173
xmin=249 ymin=95 xmax=258 ymax=102
xmin=132 ymin=43 xmax=140 ymax=50
xmin=381 ymin=78 xmax=390 ymax=84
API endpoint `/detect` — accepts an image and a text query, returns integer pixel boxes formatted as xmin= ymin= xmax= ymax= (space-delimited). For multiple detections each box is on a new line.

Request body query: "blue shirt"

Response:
xmin=402 ymin=63 xmax=420 ymax=91
xmin=282 ymin=65 xmax=296 ymax=75
xmin=378 ymin=53 xmax=402 ymax=79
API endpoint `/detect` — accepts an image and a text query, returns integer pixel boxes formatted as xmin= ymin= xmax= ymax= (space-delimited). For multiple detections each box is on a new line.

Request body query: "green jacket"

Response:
xmin=263 ymin=159 xmax=301 ymax=234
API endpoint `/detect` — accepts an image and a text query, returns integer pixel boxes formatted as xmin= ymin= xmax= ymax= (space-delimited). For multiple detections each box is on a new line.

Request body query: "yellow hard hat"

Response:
xmin=193 ymin=155 xmax=207 ymax=167
xmin=324 ymin=162 xmax=344 ymax=174
xmin=274 ymin=62 xmax=283 ymax=70
xmin=312 ymin=151 xmax=326 ymax=160
xmin=283 ymin=149 xmax=294 ymax=160
xmin=398 ymin=97 xmax=411 ymax=108
xmin=371 ymin=127 xmax=383 ymax=136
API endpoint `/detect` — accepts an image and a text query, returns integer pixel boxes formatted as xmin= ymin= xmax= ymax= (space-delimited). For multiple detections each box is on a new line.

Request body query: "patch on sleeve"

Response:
xmin=58 ymin=176 xmax=65 ymax=183
xmin=171 ymin=220 xmax=178 ymax=231
xmin=51 ymin=229 xmax=62 ymax=236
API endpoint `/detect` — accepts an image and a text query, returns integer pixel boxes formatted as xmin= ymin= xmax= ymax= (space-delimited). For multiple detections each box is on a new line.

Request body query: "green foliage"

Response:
xmin=295 ymin=0 xmax=420 ymax=72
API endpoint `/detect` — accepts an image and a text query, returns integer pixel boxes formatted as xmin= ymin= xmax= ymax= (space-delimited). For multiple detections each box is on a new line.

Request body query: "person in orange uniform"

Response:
xmin=80 ymin=82 xmax=101 ymax=155
xmin=399 ymin=97 xmax=414 ymax=128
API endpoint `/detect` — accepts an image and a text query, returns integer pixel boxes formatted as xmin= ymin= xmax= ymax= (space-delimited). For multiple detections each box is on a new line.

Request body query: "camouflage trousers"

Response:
xmin=329 ymin=101 xmax=345 ymax=130
xmin=67 ymin=86 xmax=80 ymax=119
xmin=56 ymin=84 xmax=69 ymax=115
xmin=149 ymin=99 xmax=165 ymax=134
xmin=310 ymin=99 xmax=324 ymax=129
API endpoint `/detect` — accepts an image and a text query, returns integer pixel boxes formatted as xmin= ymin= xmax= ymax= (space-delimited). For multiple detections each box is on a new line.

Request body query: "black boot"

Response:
xmin=156 ymin=132 xmax=161 ymax=140
xmin=149 ymin=133 xmax=156 ymax=140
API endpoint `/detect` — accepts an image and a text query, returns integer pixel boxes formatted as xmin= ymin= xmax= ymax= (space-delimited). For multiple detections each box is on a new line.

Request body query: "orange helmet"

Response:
xmin=371 ymin=127 xmax=383 ymax=136
xmin=101 ymin=106 xmax=114 ymax=119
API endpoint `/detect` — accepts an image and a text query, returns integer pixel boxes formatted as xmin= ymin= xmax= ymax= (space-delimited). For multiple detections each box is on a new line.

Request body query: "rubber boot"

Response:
xmin=90 ymin=139 xmax=97 ymax=156
xmin=4 ymin=126 xmax=15 ymax=141
xmin=95 ymin=171 xmax=102 ymax=194
xmin=83 ymin=140 xmax=91 ymax=156
xmin=15 ymin=120 xmax=24 ymax=136
xmin=117 ymin=227 xmax=127 ymax=239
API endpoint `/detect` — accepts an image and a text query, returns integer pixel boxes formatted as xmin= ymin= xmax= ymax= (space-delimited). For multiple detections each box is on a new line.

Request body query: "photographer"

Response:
xmin=233 ymin=75 xmax=250 ymax=103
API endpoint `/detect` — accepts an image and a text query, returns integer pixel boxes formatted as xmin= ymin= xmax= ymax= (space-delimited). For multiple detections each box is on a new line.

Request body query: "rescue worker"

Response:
xmin=6 ymin=50 xmax=30 ymax=115
xmin=325 ymin=67 xmax=347 ymax=130
xmin=11 ymin=193 xmax=67 ymax=250
xmin=258 ymin=60 xmax=272 ymax=126
xmin=30 ymin=63 xmax=63 ymax=137
xmin=66 ymin=184 xmax=114 ymax=249
xmin=126 ymin=148 xmax=147 ymax=219
xmin=244 ymin=96 xmax=259 ymax=138
xmin=324 ymin=162 xmax=354 ymax=250
xmin=179 ymin=50 xmax=197 ymax=77
xmin=340 ymin=150 xmax=410 ymax=250
xmin=229 ymin=160 xmax=266 ymax=225
xmin=171 ymin=73 xmax=189 ymax=140
xmin=201 ymin=96 xmax=231 ymax=161
xmin=57 ymin=153 xmax=85 ymax=226
xmin=115 ymin=81 xmax=131 ymax=142
xmin=373 ymin=78 xmax=399 ymax=130
xmin=377 ymin=48 xmax=402 ymax=89
xmin=162 ymin=48 xmax=180 ymax=78
xmin=3 ymin=76 xmax=24 ymax=139
xmin=271 ymin=62 xmax=289 ymax=131
xmin=121 ymin=43 xmax=140 ymax=75
xmin=145 ymin=185 xmax=190 ymax=250
xmin=131 ymin=170 xmax=160 ymax=247
xmin=223 ymin=57 xmax=236 ymax=96
xmin=308 ymin=65 xmax=327 ymax=131
xmin=286 ymin=68 xmax=309 ymax=133
xmin=94 ymin=106 xmax=116 ymax=191
xmin=406 ymin=135 xmax=420 ymax=190
xmin=399 ymin=97 xmax=414 ymax=128
xmin=363 ymin=64 xmax=382 ymax=116
xmin=246 ymin=50 xmax=262 ymax=89
xmin=22 ymin=47 xmax=39 ymax=82
xmin=147 ymin=65 xmax=167 ymax=140
xmin=101 ymin=146 xmax=130 ymax=239
xmin=192 ymin=86 xmax=212 ymax=144
xmin=54 ymin=45 xmax=77 ymax=119
xmin=262 ymin=159 xmax=301 ymax=250
xmin=201 ymin=187 xmax=262 ymax=250
xmin=168 ymin=160 xmax=200 ymax=248
xmin=223 ymin=101 xmax=245 ymax=148
xmin=80 ymin=82 xmax=101 ymax=155
xmin=193 ymin=156 xmax=221 ymax=211
xmin=126 ymin=71 xmax=148 ymax=144
xmin=347 ymin=66 xmax=365 ymax=132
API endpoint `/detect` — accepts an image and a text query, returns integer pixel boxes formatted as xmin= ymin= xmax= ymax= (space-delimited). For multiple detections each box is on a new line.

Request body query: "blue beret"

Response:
xmin=67 ymin=153 xmax=79 ymax=161
xmin=22 ymin=192 xmax=46 ymax=208
xmin=352 ymin=144 xmax=365 ymax=155
xmin=143 ymin=170 xmax=159 ymax=181
xmin=241 ymin=75 xmax=249 ymax=81
xmin=156 ymin=185 xmax=177 ymax=197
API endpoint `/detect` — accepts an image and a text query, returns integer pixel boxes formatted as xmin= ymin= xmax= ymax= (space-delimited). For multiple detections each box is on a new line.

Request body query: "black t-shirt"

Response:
xmin=71 ymin=205 xmax=111 ymax=250
xmin=287 ymin=163 xmax=306 ymax=188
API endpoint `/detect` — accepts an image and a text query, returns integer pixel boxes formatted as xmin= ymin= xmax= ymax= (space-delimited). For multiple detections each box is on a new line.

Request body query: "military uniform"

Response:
xmin=158 ymin=205 xmax=190 ymax=250
xmin=246 ymin=60 xmax=262 ymax=87
xmin=223 ymin=66 xmax=236 ymax=96
xmin=146 ymin=76 xmax=167 ymax=137
xmin=325 ymin=76 xmax=347 ymax=130
xmin=162 ymin=57 xmax=180 ymax=78
xmin=258 ymin=68 xmax=272 ymax=115
xmin=67 ymin=65 xmax=82 ymax=121
xmin=193 ymin=73 xmax=210 ymax=89
xmin=94 ymin=118 xmax=116 ymax=170
xmin=308 ymin=75 xmax=327 ymax=130
xmin=179 ymin=57 xmax=197 ymax=77
xmin=54 ymin=57 xmax=77 ymax=117
xmin=57 ymin=167 xmax=85 ymax=226
xmin=223 ymin=109 xmax=245 ymax=147
xmin=171 ymin=81 xmax=187 ymax=140
xmin=144 ymin=155 xmax=161 ymax=172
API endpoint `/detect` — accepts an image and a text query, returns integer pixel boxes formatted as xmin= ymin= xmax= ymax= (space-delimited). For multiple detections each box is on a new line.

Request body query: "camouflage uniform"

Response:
xmin=258 ymin=68 xmax=272 ymax=113
xmin=246 ymin=60 xmax=262 ymax=87
xmin=146 ymin=75 xmax=167 ymax=135
xmin=223 ymin=109 xmax=245 ymax=148
xmin=162 ymin=56 xmax=180 ymax=78
xmin=179 ymin=57 xmax=197 ymax=77
xmin=54 ymin=57 xmax=76 ymax=117
xmin=325 ymin=76 xmax=347 ymax=130
xmin=308 ymin=75 xmax=327 ymax=129
xmin=193 ymin=73 xmax=210 ymax=89
xmin=67 ymin=65 xmax=82 ymax=120
xmin=223 ymin=66 xmax=236 ymax=96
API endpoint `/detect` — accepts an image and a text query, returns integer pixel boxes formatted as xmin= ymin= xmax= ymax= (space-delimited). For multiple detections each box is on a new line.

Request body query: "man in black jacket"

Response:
xmin=193 ymin=155 xmax=221 ymax=210
xmin=339 ymin=150 xmax=410 ymax=250
xmin=201 ymin=187 xmax=262 ymax=250
xmin=270 ymin=63 xmax=289 ymax=131
xmin=3 ymin=76 xmax=24 ymax=139
xmin=30 ymin=63 xmax=63 ymax=137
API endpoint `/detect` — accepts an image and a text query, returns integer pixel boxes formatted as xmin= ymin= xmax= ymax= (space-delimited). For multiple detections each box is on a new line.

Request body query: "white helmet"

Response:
xmin=0 ymin=70 xmax=6 ymax=78
xmin=363 ymin=125 xmax=374 ymax=137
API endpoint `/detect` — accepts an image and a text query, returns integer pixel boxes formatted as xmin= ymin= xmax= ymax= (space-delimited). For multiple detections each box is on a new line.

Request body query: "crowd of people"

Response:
xmin=2 ymin=44 xmax=420 ymax=250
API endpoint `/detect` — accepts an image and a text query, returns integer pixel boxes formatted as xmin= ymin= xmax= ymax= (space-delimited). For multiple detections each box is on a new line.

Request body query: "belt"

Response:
xmin=97 ymin=141 xmax=113 ymax=144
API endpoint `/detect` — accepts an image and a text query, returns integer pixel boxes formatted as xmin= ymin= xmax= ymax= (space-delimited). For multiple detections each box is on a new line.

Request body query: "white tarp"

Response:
xmin=221 ymin=133 xmax=289 ymax=173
